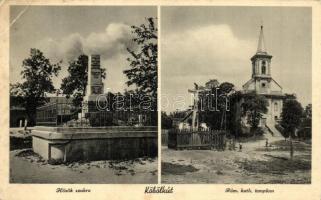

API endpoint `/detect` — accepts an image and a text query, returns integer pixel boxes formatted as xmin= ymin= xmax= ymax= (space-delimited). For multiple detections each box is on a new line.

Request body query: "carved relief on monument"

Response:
xmin=91 ymin=86 xmax=103 ymax=94
xmin=91 ymin=55 xmax=100 ymax=68
xmin=92 ymin=71 xmax=101 ymax=79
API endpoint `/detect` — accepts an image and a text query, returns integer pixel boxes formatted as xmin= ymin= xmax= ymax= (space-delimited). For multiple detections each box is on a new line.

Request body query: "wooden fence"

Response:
xmin=162 ymin=129 xmax=169 ymax=146
xmin=167 ymin=129 xmax=227 ymax=150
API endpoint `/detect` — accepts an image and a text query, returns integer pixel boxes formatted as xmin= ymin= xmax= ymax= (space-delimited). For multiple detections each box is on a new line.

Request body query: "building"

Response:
xmin=242 ymin=26 xmax=285 ymax=131
xmin=36 ymin=96 xmax=75 ymax=126
xmin=10 ymin=106 xmax=28 ymax=127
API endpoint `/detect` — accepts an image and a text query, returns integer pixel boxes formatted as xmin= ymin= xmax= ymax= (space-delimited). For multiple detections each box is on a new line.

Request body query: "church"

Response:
xmin=241 ymin=26 xmax=285 ymax=134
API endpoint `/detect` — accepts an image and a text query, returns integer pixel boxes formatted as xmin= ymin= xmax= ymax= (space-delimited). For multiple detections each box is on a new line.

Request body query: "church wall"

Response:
xmin=262 ymin=97 xmax=283 ymax=124
xmin=271 ymin=98 xmax=283 ymax=121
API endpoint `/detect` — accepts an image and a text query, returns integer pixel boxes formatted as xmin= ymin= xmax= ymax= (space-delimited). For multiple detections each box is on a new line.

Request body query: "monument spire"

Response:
xmin=257 ymin=25 xmax=267 ymax=53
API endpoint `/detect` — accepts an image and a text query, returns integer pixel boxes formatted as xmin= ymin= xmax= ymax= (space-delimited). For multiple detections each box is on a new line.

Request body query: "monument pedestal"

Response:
xmin=31 ymin=126 xmax=157 ymax=163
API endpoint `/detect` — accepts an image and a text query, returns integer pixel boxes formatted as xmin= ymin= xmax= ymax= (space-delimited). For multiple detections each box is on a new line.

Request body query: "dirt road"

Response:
xmin=10 ymin=149 xmax=158 ymax=184
xmin=161 ymin=138 xmax=311 ymax=184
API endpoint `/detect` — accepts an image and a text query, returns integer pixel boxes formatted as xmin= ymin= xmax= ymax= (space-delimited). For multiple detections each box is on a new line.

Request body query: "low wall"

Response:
xmin=32 ymin=126 xmax=157 ymax=163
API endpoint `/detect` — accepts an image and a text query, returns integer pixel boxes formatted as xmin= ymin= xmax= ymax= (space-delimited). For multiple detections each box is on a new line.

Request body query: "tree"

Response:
xmin=199 ymin=81 xmax=235 ymax=130
xmin=123 ymin=17 xmax=157 ymax=109
xmin=241 ymin=92 xmax=269 ymax=134
xmin=123 ymin=17 xmax=157 ymax=126
xmin=303 ymin=104 xmax=312 ymax=119
xmin=161 ymin=112 xmax=173 ymax=129
xmin=281 ymin=99 xmax=303 ymax=138
xmin=60 ymin=54 xmax=106 ymax=107
xmin=298 ymin=104 xmax=312 ymax=139
xmin=228 ymin=91 xmax=244 ymax=137
xmin=10 ymin=48 xmax=61 ymax=125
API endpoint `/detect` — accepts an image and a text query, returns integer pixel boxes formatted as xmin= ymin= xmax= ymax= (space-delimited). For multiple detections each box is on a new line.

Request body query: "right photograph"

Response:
xmin=161 ymin=6 xmax=312 ymax=184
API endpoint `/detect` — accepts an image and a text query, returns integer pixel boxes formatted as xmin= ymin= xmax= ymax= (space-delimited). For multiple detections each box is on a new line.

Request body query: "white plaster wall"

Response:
xmin=271 ymin=99 xmax=283 ymax=119
xmin=32 ymin=137 xmax=49 ymax=160
xmin=51 ymin=145 xmax=65 ymax=161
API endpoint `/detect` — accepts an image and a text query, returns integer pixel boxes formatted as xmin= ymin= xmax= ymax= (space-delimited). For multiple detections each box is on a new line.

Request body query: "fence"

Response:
xmin=36 ymin=102 xmax=157 ymax=127
xmin=168 ymin=129 xmax=227 ymax=150
xmin=161 ymin=129 xmax=169 ymax=146
xmin=36 ymin=102 xmax=76 ymax=126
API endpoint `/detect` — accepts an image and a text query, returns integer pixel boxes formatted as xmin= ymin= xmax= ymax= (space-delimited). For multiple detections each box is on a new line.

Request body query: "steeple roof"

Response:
xmin=257 ymin=25 xmax=267 ymax=54
xmin=251 ymin=25 xmax=272 ymax=61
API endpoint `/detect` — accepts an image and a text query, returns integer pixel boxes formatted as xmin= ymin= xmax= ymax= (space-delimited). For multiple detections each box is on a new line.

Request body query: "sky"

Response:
xmin=10 ymin=6 xmax=157 ymax=94
xmin=161 ymin=6 xmax=312 ymax=113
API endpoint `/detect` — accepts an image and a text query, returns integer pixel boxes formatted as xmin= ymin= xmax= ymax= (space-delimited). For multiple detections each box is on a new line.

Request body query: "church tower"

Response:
xmin=250 ymin=26 xmax=273 ymax=94
xmin=242 ymin=25 xmax=284 ymax=128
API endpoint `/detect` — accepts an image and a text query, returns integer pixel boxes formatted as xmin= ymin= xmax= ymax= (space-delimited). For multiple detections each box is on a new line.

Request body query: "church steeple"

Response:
xmin=257 ymin=25 xmax=267 ymax=54
xmin=251 ymin=25 xmax=272 ymax=79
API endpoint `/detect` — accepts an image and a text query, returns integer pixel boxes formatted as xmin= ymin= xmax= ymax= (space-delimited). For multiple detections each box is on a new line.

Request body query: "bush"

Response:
xmin=297 ymin=127 xmax=311 ymax=139
xmin=251 ymin=127 xmax=264 ymax=136
xmin=88 ymin=112 xmax=113 ymax=127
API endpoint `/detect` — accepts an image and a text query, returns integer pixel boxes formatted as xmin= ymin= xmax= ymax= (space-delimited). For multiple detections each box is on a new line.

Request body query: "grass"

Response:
xmin=10 ymin=136 xmax=32 ymax=150
xmin=237 ymin=134 xmax=265 ymax=143
xmin=256 ymin=140 xmax=311 ymax=152
xmin=161 ymin=162 xmax=199 ymax=175
xmin=271 ymin=140 xmax=311 ymax=150
xmin=237 ymin=157 xmax=311 ymax=174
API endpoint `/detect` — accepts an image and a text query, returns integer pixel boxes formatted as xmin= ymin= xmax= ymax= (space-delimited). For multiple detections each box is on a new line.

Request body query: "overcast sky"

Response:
xmin=10 ymin=6 xmax=157 ymax=94
xmin=161 ymin=6 xmax=311 ymax=113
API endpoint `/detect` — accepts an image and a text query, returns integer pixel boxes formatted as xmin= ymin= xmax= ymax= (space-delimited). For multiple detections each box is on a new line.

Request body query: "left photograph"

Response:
xmin=9 ymin=6 xmax=158 ymax=183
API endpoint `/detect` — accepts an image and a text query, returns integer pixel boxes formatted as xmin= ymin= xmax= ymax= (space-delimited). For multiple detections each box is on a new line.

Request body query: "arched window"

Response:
xmin=262 ymin=61 xmax=266 ymax=74
xmin=274 ymin=102 xmax=278 ymax=112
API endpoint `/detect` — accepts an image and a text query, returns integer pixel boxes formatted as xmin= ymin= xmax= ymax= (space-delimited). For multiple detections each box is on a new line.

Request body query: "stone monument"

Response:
xmin=31 ymin=55 xmax=157 ymax=163
xmin=82 ymin=54 xmax=104 ymax=115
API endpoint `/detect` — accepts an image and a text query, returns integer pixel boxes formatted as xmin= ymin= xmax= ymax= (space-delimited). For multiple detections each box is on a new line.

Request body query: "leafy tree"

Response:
xmin=219 ymin=82 xmax=234 ymax=94
xmin=241 ymin=92 xmax=268 ymax=134
xmin=199 ymin=82 xmax=235 ymax=130
xmin=169 ymin=110 xmax=187 ymax=119
xmin=123 ymin=17 xmax=157 ymax=109
xmin=297 ymin=104 xmax=312 ymax=139
xmin=123 ymin=17 xmax=157 ymax=126
xmin=161 ymin=112 xmax=173 ymax=129
xmin=228 ymin=91 xmax=244 ymax=137
xmin=303 ymin=104 xmax=312 ymax=120
xmin=281 ymin=99 xmax=303 ymax=138
xmin=10 ymin=48 xmax=61 ymax=125
xmin=284 ymin=93 xmax=297 ymax=100
xmin=60 ymin=54 xmax=106 ymax=107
